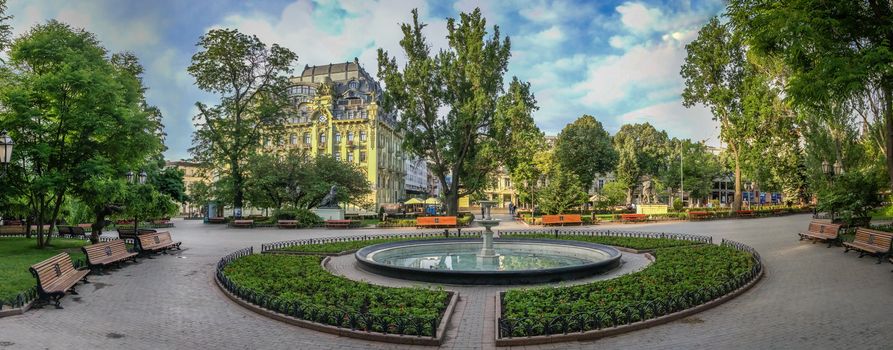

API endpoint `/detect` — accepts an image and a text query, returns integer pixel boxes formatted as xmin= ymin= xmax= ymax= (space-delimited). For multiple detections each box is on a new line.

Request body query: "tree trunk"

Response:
xmin=91 ymin=211 xmax=104 ymax=244
xmin=445 ymin=191 xmax=459 ymax=216
xmin=884 ymin=85 xmax=893 ymax=192
xmin=232 ymin=157 xmax=244 ymax=217
xmin=733 ymin=153 xmax=742 ymax=212
xmin=45 ymin=192 xmax=65 ymax=247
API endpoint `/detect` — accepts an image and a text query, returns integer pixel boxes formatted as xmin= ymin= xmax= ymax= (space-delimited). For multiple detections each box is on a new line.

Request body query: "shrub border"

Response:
xmin=493 ymin=238 xmax=764 ymax=346
xmin=214 ymin=245 xmax=459 ymax=345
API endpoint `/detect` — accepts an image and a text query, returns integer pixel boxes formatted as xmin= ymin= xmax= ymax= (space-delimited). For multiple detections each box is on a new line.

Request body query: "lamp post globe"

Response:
xmin=138 ymin=170 xmax=147 ymax=185
xmin=0 ymin=130 xmax=13 ymax=170
xmin=126 ymin=171 xmax=135 ymax=183
xmin=821 ymin=160 xmax=830 ymax=176
xmin=833 ymin=160 xmax=843 ymax=176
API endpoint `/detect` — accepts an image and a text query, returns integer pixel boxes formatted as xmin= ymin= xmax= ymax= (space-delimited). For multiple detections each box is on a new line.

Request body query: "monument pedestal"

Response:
xmin=312 ymin=208 xmax=344 ymax=220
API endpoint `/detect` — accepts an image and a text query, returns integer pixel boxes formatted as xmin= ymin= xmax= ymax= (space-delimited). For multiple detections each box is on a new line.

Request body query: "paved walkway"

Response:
xmin=1 ymin=215 xmax=892 ymax=349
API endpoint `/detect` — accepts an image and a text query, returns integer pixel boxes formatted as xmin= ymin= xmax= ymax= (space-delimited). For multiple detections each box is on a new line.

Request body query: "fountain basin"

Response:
xmin=355 ymin=238 xmax=622 ymax=285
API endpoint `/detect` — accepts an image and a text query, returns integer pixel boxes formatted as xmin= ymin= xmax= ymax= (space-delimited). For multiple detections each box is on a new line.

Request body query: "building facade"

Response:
xmin=405 ymin=156 xmax=429 ymax=198
xmin=165 ymin=160 xmax=210 ymax=216
xmin=269 ymin=60 xmax=405 ymax=212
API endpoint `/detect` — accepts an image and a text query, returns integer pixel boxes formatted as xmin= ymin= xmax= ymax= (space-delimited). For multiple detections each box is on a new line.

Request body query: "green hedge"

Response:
xmin=223 ymin=254 xmax=448 ymax=335
xmin=502 ymin=244 xmax=754 ymax=326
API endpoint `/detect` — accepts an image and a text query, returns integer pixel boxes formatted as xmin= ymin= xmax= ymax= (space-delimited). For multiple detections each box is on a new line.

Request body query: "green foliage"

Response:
xmin=554 ymin=115 xmax=616 ymax=191
xmin=614 ymin=137 xmax=640 ymax=204
xmin=816 ymin=169 xmax=883 ymax=222
xmin=660 ymin=139 xmax=724 ymax=203
xmin=62 ymin=198 xmax=92 ymax=225
xmin=272 ymin=208 xmax=323 ymax=227
xmin=188 ymin=28 xmax=298 ymax=210
xmin=121 ymin=185 xmax=178 ymax=223
xmin=377 ymin=8 xmax=515 ymax=215
xmin=223 ymin=254 xmax=448 ymax=335
xmin=594 ymin=181 xmax=627 ymax=209
xmin=502 ymin=244 xmax=754 ymax=331
xmin=538 ymin=168 xmax=587 ymax=215
xmin=0 ymin=21 xmax=163 ymax=247
xmin=245 ymin=150 xmax=371 ymax=210
xmin=672 ymin=198 xmax=684 ymax=211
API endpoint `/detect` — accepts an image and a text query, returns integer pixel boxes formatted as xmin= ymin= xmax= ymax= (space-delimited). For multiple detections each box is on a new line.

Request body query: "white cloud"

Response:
xmin=616 ymin=2 xmax=663 ymax=34
xmin=608 ymin=35 xmax=636 ymax=49
xmin=530 ymin=25 xmax=564 ymax=46
xmin=573 ymin=41 xmax=686 ymax=109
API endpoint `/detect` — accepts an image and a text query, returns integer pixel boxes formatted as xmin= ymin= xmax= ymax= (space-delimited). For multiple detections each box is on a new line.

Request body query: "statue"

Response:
xmin=318 ymin=185 xmax=339 ymax=209
xmin=642 ymin=179 xmax=653 ymax=204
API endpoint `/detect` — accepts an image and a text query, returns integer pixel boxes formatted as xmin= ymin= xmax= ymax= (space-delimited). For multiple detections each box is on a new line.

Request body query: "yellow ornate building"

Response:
xmin=268 ymin=60 xmax=405 ymax=212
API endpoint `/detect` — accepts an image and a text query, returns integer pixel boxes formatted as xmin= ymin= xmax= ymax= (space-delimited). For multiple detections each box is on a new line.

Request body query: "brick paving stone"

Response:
xmin=0 ymin=214 xmax=891 ymax=350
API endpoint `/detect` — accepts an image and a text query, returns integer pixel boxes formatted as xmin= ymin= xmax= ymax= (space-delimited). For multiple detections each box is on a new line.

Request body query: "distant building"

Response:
xmin=404 ymin=156 xmax=429 ymax=198
xmin=165 ymin=160 xmax=210 ymax=216
xmin=265 ymin=59 xmax=405 ymax=212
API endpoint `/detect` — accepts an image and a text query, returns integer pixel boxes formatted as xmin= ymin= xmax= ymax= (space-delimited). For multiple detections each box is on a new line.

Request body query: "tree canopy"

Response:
xmin=553 ymin=115 xmax=616 ymax=192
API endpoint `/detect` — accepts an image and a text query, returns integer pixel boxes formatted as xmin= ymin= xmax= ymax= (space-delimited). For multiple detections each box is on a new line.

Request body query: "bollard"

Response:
xmin=444 ymin=229 xmax=449 ymax=238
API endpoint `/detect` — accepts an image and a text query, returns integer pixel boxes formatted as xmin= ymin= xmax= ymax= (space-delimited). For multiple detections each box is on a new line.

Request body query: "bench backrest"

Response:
xmin=417 ymin=216 xmax=457 ymax=225
xmin=542 ymin=215 xmax=582 ymax=223
xmin=622 ymin=214 xmax=647 ymax=218
xmin=83 ymin=240 xmax=129 ymax=262
xmin=30 ymin=253 xmax=77 ymax=287
xmin=854 ymin=228 xmax=893 ymax=250
xmin=808 ymin=221 xmax=841 ymax=236
xmin=688 ymin=211 xmax=708 ymax=216
xmin=138 ymin=231 xmax=172 ymax=248
xmin=233 ymin=220 xmax=254 ymax=224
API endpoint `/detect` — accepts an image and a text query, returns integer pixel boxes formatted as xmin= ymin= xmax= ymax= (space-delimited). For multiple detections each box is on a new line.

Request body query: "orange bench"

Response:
xmin=541 ymin=214 xmax=583 ymax=226
xmin=207 ymin=217 xmax=227 ymax=224
xmin=230 ymin=219 xmax=254 ymax=228
xmin=844 ymin=228 xmax=893 ymax=264
xmin=324 ymin=220 xmax=357 ymax=229
xmin=277 ymin=220 xmax=299 ymax=229
xmin=735 ymin=210 xmax=754 ymax=217
xmin=416 ymin=216 xmax=457 ymax=229
xmin=620 ymin=214 xmax=647 ymax=223
xmin=688 ymin=211 xmax=711 ymax=220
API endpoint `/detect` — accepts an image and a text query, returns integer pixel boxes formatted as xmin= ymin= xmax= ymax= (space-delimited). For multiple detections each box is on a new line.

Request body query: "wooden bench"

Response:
xmin=207 ymin=217 xmax=227 ymax=224
xmin=277 ymin=220 xmax=299 ymax=229
xmin=416 ymin=216 xmax=458 ymax=228
xmin=772 ymin=208 xmax=786 ymax=215
xmin=324 ymin=220 xmax=358 ymax=229
xmin=844 ymin=228 xmax=893 ymax=263
xmin=230 ymin=219 xmax=254 ymax=228
xmin=29 ymin=253 xmax=90 ymax=309
xmin=620 ymin=214 xmax=647 ymax=223
xmin=735 ymin=210 xmax=754 ymax=218
xmin=688 ymin=211 xmax=711 ymax=220
xmin=541 ymin=214 xmax=583 ymax=226
xmin=137 ymin=231 xmax=182 ymax=254
xmin=58 ymin=225 xmax=87 ymax=238
xmin=797 ymin=220 xmax=843 ymax=247
xmin=82 ymin=239 xmax=137 ymax=271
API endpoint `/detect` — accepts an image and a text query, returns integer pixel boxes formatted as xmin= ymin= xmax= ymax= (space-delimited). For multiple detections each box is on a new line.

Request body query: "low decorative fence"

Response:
xmin=496 ymin=228 xmax=713 ymax=245
xmin=260 ymin=229 xmax=482 ymax=253
xmin=0 ymin=255 xmax=90 ymax=313
xmin=496 ymin=238 xmax=762 ymax=340
xmin=214 ymin=245 xmax=448 ymax=339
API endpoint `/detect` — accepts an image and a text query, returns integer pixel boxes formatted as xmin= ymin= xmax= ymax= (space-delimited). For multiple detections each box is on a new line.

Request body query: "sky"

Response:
xmin=6 ymin=0 xmax=725 ymax=160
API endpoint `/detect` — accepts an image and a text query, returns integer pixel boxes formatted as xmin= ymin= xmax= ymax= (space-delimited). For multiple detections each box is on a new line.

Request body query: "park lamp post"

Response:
xmin=0 ymin=130 xmax=13 ymax=176
xmin=820 ymin=159 xmax=844 ymax=218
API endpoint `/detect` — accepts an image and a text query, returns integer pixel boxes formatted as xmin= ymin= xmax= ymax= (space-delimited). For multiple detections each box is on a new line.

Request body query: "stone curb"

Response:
xmin=0 ymin=300 xmax=33 ymax=318
xmin=493 ymin=261 xmax=765 ymax=346
xmin=214 ymin=261 xmax=459 ymax=346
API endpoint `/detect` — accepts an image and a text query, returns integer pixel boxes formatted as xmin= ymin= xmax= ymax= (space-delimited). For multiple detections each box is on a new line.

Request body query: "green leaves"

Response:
xmin=538 ymin=167 xmax=586 ymax=215
xmin=554 ymin=115 xmax=616 ymax=192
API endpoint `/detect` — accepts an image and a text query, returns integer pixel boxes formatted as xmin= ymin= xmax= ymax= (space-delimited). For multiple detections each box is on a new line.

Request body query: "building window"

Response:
xmin=360 ymin=151 xmax=366 ymax=162
xmin=290 ymin=134 xmax=297 ymax=145
xmin=347 ymin=132 xmax=354 ymax=142
xmin=347 ymin=152 xmax=354 ymax=162
xmin=360 ymin=131 xmax=366 ymax=141
xmin=334 ymin=132 xmax=341 ymax=143
xmin=504 ymin=178 xmax=511 ymax=188
xmin=334 ymin=151 xmax=341 ymax=161
xmin=598 ymin=179 xmax=605 ymax=189
xmin=320 ymin=133 xmax=327 ymax=144
xmin=303 ymin=133 xmax=311 ymax=145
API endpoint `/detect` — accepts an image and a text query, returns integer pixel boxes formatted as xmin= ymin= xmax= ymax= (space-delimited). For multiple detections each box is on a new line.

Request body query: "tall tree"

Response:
xmin=660 ymin=139 xmax=723 ymax=206
xmin=538 ymin=166 xmax=587 ymax=215
xmin=493 ymin=78 xmax=543 ymax=207
xmin=0 ymin=0 xmax=11 ymax=53
xmin=0 ymin=21 xmax=160 ymax=247
xmin=553 ymin=115 xmax=616 ymax=192
xmin=614 ymin=137 xmax=641 ymax=205
xmin=728 ymin=0 xmax=893 ymax=191
xmin=188 ymin=28 xmax=297 ymax=215
xmin=681 ymin=17 xmax=752 ymax=211
xmin=377 ymin=8 xmax=512 ymax=215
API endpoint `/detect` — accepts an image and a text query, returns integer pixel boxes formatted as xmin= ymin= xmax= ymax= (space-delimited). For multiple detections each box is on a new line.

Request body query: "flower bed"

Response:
xmin=498 ymin=233 xmax=702 ymax=250
xmin=498 ymin=240 xmax=761 ymax=339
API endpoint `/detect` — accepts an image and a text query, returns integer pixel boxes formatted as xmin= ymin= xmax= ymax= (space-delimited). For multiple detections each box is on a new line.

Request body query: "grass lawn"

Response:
xmin=0 ymin=237 xmax=89 ymax=301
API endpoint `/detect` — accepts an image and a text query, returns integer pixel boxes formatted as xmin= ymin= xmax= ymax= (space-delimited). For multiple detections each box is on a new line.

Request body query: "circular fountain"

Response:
xmin=355 ymin=202 xmax=622 ymax=285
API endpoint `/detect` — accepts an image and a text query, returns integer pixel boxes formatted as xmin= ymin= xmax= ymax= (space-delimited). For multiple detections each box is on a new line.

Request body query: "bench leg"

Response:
xmin=52 ymin=295 xmax=63 ymax=309
xmin=877 ymin=255 xmax=884 ymax=264
xmin=844 ymin=246 xmax=850 ymax=253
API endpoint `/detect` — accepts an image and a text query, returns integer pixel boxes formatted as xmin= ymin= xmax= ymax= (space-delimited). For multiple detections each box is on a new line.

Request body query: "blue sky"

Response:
xmin=7 ymin=0 xmax=724 ymax=160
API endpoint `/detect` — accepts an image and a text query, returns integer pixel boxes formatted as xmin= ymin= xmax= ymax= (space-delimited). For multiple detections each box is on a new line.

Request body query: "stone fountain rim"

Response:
xmin=353 ymin=238 xmax=622 ymax=284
